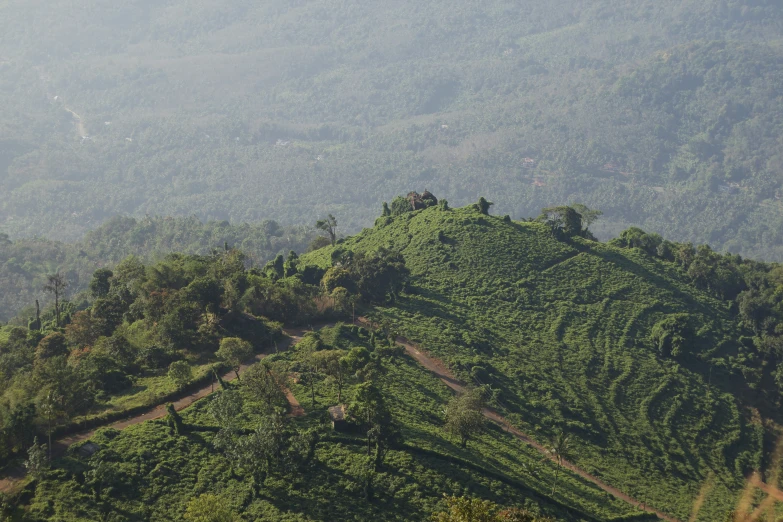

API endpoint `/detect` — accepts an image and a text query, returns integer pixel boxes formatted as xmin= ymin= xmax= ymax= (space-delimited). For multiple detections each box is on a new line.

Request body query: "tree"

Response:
xmin=306 ymin=236 xmax=332 ymax=252
xmin=390 ymin=196 xmax=412 ymax=216
xmin=35 ymin=332 xmax=69 ymax=361
xmin=242 ymin=362 xmax=286 ymax=411
xmin=349 ymin=381 xmax=396 ymax=464
xmin=166 ymin=403 xmax=185 ymax=435
xmin=570 ymin=203 xmax=602 ymax=230
xmin=65 ymin=310 xmax=98 ymax=348
xmin=209 ymin=390 xmax=244 ymax=431
xmin=24 ymin=437 xmax=49 ymax=480
xmin=168 ymin=360 xmax=193 ymax=388
xmin=432 ymin=495 xmax=497 ymax=522
xmin=316 ymin=214 xmax=338 ymax=246
xmin=43 ymin=272 xmax=68 ymax=327
xmin=347 ymin=249 xmax=409 ymax=304
xmin=236 ymin=412 xmax=287 ymax=490
xmin=210 ymin=390 xmax=244 ymax=463
xmin=321 ymin=350 xmax=351 ymax=403
xmin=537 ymin=206 xmax=582 ymax=238
xmin=297 ymin=334 xmax=324 ymax=407
xmin=183 ymin=494 xmax=241 ymax=522
xmin=444 ymin=388 xmax=485 ymax=448
xmin=216 ymin=337 xmax=253 ymax=380
xmin=89 ymin=268 xmax=114 ymax=298
xmin=474 ymin=197 xmax=494 ymax=215
xmin=381 ymin=202 xmax=391 ymax=216
xmin=549 ymin=430 xmax=573 ymax=496
xmin=39 ymin=390 xmax=62 ymax=462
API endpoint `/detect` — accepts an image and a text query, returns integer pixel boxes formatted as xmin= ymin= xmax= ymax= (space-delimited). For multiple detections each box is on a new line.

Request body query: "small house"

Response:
xmin=328 ymin=404 xmax=348 ymax=432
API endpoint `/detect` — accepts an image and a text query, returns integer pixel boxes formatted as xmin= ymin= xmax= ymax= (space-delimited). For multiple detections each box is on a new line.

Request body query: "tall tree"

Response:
xmin=24 ymin=437 xmax=49 ymax=480
xmin=89 ymin=268 xmax=114 ymax=298
xmin=242 ymin=362 xmax=286 ymax=412
xmin=316 ymin=214 xmax=338 ymax=246
xmin=475 ymin=197 xmax=494 ymax=216
xmin=43 ymin=272 xmax=68 ymax=327
xmin=549 ymin=430 xmax=572 ymax=496
xmin=444 ymin=388 xmax=485 ymax=448
xmin=216 ymin=338 xmax=253 ymax=380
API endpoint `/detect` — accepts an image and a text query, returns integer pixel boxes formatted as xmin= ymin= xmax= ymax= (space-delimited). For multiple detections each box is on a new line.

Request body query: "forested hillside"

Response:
xmin=2 ymin=1 xmax=783 ymax=259
xmin=0 ymin=215 xmax=317 ymax=321
xmin=303 ymin=199 xmax=783 ymax=520
xmin=5 ymin=198 xmax=783 ymax=519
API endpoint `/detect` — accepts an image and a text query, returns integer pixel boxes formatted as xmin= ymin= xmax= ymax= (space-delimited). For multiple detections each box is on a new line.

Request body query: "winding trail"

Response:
xmin=0 ymin=326 xmax=312 ymax=495
xmin=391 ymin=331 xmax=680 ymax=522
xmin=1 ymin=319 xmax=679 ymax=521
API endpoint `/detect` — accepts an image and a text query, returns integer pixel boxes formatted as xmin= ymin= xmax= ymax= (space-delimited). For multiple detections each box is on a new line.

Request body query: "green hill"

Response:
xmin=301 ymin=201 xmax=778 ymax=520
xmin=2 ymin=1 xmax=783 ymax=259
xmin=10 ymin=324 xmax=650 ymax=521
xmin=5 ymin=199 xmax=783 ymax=520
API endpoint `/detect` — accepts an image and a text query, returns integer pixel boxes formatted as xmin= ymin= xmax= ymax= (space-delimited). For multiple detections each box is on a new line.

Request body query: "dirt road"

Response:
xmin=0 ymin=329 xmax=308 ymax=495
xmin=395 ymin=333 xmax=680 ymax=522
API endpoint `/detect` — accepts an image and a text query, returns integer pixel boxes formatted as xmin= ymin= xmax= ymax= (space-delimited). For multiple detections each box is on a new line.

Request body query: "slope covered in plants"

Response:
xmin=4 ymin=324 xmax=646 ymax=521
xmin=302 ymin=202 xmax=777 ymax=520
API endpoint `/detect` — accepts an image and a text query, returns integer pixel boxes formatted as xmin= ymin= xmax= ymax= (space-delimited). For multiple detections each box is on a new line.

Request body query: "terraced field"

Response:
xmin=302 ymin=205 xmax=762 ymax=520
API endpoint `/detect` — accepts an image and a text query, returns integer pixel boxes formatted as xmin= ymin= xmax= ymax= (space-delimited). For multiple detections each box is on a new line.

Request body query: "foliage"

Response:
xmin=216 ymin=338 xmax=253 ymax=380
xmin=168 ymin=360 xmax=193 ymax=388
xmin=183 ymin=494 xmax=241 ymax=522
xmin=0 ymin=215 xmax=317 ymax=321
xmin=24 ymin=437 xmax=49 ymax=480
xmin=300 ymin=202 xmax=776 ymax=519
xmin=444 ymin=388 xmax=486 ymax=448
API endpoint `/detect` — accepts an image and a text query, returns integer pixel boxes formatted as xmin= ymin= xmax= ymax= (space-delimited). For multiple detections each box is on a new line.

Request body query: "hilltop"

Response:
xmin=302 ymin=200 xmax=781 ymax=520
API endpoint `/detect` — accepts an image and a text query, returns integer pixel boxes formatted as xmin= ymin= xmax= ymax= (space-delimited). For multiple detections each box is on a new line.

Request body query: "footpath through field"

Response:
xmin=0 ymin=326 xmax=312 ymax=495
xmin=389 ymin=329 xmax=681 ymax=522
xmin=1 ymin=319 xmax=680 ymax=522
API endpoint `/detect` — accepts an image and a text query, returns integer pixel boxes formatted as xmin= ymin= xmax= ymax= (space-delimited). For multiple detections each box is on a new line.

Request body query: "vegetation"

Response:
xmin=4 ymin=324 xmax=646 ymax=521
xmin=0 ymin=215 xmax=318 ymax=321
xmin=301 ymin=199 xmax=783 ymax=520
xmin=8 ymin=197 xmax=783 ymax=519
xmin=0 ymin=245 xmax=332 ymax=465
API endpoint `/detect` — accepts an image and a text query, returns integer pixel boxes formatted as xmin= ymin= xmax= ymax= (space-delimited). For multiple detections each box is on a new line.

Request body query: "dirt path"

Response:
xmin=393 ymin=333 xmax=680 ymax=522
xmin=0 ymin=330 xmax=310 ymax=495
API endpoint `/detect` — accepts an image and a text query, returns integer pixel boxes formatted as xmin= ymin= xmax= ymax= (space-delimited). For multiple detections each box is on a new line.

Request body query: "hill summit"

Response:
xmin=303 ymin=198 xmax=774 ymax=519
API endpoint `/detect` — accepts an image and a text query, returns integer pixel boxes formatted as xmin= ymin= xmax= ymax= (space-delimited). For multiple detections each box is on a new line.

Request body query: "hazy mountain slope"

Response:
xmin=302 ymin=204 xmax=766 ymax=520
xmin=0 ymin=215 xmax=316 ymax=321
xmin=1 ymin=1 xmax=783 ymax=259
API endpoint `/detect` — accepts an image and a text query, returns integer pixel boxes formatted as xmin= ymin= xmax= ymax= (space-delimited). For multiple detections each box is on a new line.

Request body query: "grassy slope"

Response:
xmin=18 ymin=325 xmax=647 ymax=522
xmin=302 ymin=206 xmax=760 ymax=520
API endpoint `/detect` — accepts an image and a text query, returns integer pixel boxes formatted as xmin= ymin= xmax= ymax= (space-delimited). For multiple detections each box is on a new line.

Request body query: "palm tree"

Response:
xmin=549 ymin=430 xmax=572 ymax=496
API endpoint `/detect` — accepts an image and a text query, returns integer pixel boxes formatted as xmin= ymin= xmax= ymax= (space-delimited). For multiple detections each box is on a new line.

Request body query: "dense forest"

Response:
xmin=4 ymin=197 xmax=783 ymax=519
xmin=2 ymin=1 xmax=783 ymax=259
xmin=0 ymin=215 xmax=318 ymax=321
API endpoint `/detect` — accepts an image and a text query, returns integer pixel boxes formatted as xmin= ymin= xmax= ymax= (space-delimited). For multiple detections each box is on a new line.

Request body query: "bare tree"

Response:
xmin=43 ymin=272 xmax=68 ymax=327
